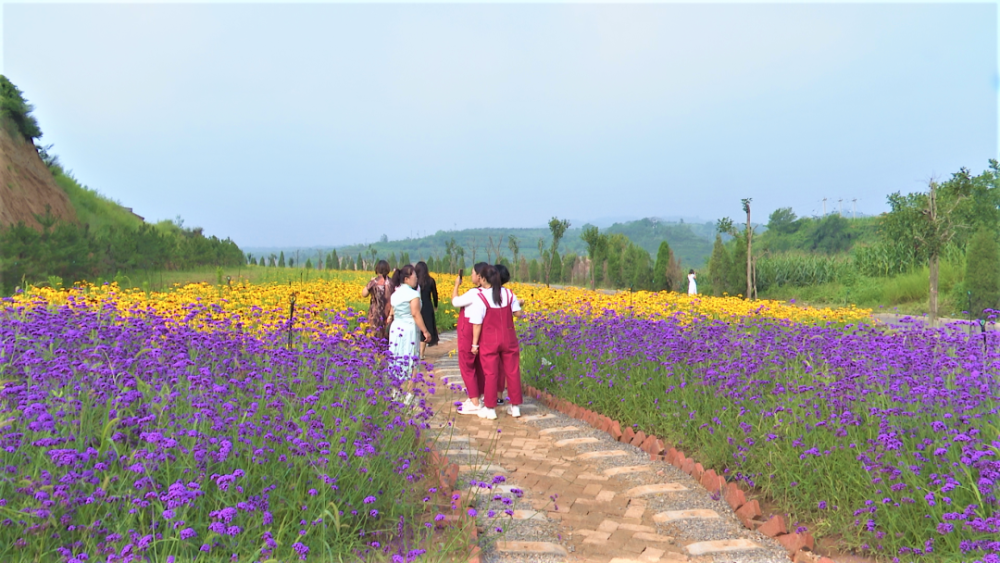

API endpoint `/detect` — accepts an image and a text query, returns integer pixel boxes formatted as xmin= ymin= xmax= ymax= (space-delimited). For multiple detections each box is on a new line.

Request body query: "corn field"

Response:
xmin=755 ymin=241 xmax=966 ymax=292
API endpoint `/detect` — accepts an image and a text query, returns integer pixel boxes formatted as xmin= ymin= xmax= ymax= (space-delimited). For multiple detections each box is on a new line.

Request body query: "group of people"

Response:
xmin=451 ymin=262 xmax=523 ymax=420
xmin=361 ymin=260 xmax=524 ymax=419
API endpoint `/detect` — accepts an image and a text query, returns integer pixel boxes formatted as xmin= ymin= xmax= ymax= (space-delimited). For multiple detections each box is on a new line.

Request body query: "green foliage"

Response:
xmin=727 ymin=235 xmax=748 ymax=297
xmin=964 ymin=227 xmax=1000 ymax=319
xmin=528 ymin=259 xmax=540 ymax=282
xmin=304 ymin=258 xmax=313 ymax=270
xmin=0 ymin=75 xmax=42 ymax=140
xmin=767 ymin=207 xmax=801 ymax=235
xmin=278 ymin=251 xmax=286 ymax=268
xmin=561 ymin=253 xmax=577 ymax=285
xmin=0 ymin=210 xmax=244 ymax=294
xmin=707 ymin=234 xmax=730 ymax=297
xmin=653 ymin=241 xmax=671 ymax=291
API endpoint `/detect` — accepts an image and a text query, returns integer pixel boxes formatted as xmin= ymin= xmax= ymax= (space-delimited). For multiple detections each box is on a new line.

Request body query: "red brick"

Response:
xmin=700 ymin=470 xmax=721 ymax=493
xmin=631 ymin=430 xmax=647 ymax=447
xmin=775 ymin=533 xmax=814 ymax=556
xmin=817 ymin=558 xmax=835 ymax=563
xmin=666 ymin=448 xmax=679 ymax=465
xmin=724 ymin=483 xmax=746 ymax=511
xmin=681 ymin=458 xmax=695 ymax=474
xmin=609 ymin=425 xmax=623 ymax=441
xmin=444 ymin=464 xmax=460 ymax=487
xmin=622 ymin=427 xmax=636 ymax=444
xmin=468 ymin=546 xmax=482 ymax=563
xmin=792 ymin=550 xmax=814 ymax=563
xmin=610 ymin=420 xmax=622 ymax=436
xmin=758 ymin=515 xmax=786 ymax=537
xmin=735 ymin=499 xmax=761 ymax=529
xmin=653 ymin=438 xmax=666 ymax=455
xmin=691 ymin=463 xmax=705 ymax=481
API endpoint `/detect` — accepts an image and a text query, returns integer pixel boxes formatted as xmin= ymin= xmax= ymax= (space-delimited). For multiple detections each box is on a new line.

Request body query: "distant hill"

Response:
xmin=246 ymin=217 xmax=723 ymax=270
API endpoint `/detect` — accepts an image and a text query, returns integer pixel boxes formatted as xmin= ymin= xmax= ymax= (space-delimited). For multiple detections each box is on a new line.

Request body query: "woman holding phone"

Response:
xmin=451 ymin=262 xmax=490 ymax=415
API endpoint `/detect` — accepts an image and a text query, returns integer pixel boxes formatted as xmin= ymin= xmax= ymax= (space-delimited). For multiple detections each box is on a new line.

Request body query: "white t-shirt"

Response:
xmin=452 ymin=288 xmax=483 ymax=319
xmin=466 ymin=287 xmax=521 ymax=325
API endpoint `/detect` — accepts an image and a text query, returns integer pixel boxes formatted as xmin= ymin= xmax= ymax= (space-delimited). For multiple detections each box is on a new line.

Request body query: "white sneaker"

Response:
xmin=458 ymin=399 xmax=481 ymax=415
xmin=477 ymin=407 xmax=497 ymax=420
xmin=507 ymin=405 xmax=521 ymax=418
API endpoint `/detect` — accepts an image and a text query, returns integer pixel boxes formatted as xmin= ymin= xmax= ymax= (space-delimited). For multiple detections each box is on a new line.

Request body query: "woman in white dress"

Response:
xmin=387 ymin=264 xmax=432 ymax=402
xmin=687 ymin=269 xmax=697 ymax=295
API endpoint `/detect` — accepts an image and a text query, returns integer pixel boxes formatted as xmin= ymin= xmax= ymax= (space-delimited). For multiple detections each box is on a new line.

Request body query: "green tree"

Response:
xmin=305 ymin=258 xmax=313 ymax=270
xmin=389 ymin=252 xmax=398 ymax=269
xmin=653 ymin=241 xmax=672 ymax=291
xmin=550 ymin=250 xmax=562 ymax=283
xmin=708 ymin=234 xmax=732 ymax=297
xmin=964 ymin=227 xmax=1000 ymax=319
xmin=507 ymin=235 xmax=520 ymax=280
xmin=0 ymin=75 xmax=43 ymax=140
xmin=528 ymin=259 xmax=540 ymax=282
xmin=356 ymin=253 xmax=364 ymax=271
xmin=288 ymin=258 xmax=295 ymax=268
xmin=278 ymin=251 xmax=286 ymax=268
xmin=767 ymin=207 xmax=800 ymax=235
xmin=581 ymin=225 xmax=606 ymax=290
xmin=545 ymin=217 xmax=570 ymax=286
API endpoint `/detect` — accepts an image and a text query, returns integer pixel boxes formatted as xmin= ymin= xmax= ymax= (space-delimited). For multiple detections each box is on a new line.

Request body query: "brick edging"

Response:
xmin=525 ymin=385 xmax=836 ymax=563
xmin=427 ymin=444 xmax=482 ymax=563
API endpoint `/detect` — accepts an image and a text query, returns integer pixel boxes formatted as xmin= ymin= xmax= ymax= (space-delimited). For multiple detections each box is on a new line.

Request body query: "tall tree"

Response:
xmin=545 ymin=217 xmax=570 ymax=287
xmin=507 ymin=235 xmax=520 ymax=280
xmin=883 ymin=176 xmax=973 ymax=325
xmin=707 ymin=234 xmax=730 ymax=296
xmin=278 ymin=251 xmax=286 ymax=268
xmin=581 ymin=225 xmax=606 ymax=290
xmin=653 ymin=241 xmax=672 ymax=291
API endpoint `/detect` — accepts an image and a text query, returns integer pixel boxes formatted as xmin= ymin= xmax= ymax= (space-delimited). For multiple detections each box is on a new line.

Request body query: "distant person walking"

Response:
xmin=687 ymin=269 xmax=697 ymax=295
xmin=415 ymin=261 xmax=439 ymax=359
xmin=361 ymin=260 xmax=393 ymax=342
xmin=387 ymin=264 xmax=432 ymax=404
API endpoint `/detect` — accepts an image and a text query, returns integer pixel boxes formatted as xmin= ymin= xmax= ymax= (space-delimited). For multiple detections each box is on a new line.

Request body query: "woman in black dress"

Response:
xmin=415 ymin=261 xmax=439 ymax=359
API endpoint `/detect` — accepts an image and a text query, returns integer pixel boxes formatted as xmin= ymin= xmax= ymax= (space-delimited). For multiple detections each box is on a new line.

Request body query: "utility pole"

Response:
xmin=822 ymin=198 xmax=827 ymax=216
xmin=851 ymin=198 xmax=857 ymax=219
xmin=838 ymin=199 xmax=843 ymax=216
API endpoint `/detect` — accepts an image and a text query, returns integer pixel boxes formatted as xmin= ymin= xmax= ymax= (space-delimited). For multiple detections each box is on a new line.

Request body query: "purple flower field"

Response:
xmin=521 ymin=312 xmax=1000 ymax=562
xmin=0 ymin=296 xmax=443 ymax=562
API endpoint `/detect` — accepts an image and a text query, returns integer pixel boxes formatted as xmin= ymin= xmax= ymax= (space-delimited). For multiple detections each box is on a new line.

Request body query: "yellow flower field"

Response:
xmin=7 ymin=270 xmax=872 ymax=336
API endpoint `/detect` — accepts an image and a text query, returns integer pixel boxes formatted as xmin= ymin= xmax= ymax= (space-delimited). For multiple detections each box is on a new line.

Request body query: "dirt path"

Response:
xmin=422 ymin=333 xmax=791 ymax=563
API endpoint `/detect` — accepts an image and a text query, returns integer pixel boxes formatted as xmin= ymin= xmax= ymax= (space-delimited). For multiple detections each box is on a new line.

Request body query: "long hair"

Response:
xmin=473 ymin=262 xmax=489 ymax=277
xmin=482 ymin=265 xmax=503 ymax=306
xmin=494 ymin=264 xmax=510 ymax=285
xmin=415 ymin=261 xmax=433 ymax=290
xmin=391 ymin=264 xmax=415 ymax=288
xmin=375 ymin=260 xmax=390 ymax=277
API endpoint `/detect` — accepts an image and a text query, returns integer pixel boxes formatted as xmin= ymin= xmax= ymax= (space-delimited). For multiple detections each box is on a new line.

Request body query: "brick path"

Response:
xmin=423 ymin=332 xmax=791 ymax=563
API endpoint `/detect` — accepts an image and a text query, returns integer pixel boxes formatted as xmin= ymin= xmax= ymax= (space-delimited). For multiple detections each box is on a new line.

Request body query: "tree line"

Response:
xmin=0 ymin=210 xmax=246 ymax=294
xmin=703 ymin=161 xmax=1000 ymax=322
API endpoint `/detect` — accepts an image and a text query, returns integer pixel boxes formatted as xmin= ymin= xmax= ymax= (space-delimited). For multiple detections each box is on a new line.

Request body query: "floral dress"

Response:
xmin=365 ymin=276 xmax=392 ymax=341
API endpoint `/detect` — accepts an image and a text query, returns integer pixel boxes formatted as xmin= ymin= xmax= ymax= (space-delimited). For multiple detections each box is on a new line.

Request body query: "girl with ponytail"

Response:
xmin=467 ymin=265 xmax=523 ymax=420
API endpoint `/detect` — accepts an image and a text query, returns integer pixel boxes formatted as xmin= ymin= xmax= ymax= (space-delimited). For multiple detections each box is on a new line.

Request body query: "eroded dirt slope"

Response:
xmin=0 ymin=125 xmax=76 ymax=229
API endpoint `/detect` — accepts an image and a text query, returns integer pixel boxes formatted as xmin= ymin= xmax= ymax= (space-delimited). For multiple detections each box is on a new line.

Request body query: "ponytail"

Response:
xmin=483 ymin=266 xmax=503 ymax=306
xmin=494 ymin=264 xmax=510 ymax=285
xmin=392 ymin=264 xmax=415 ymax=288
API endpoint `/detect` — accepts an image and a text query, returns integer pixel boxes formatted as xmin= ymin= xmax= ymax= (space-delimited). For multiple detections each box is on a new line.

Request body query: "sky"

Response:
xmin=2 ymin=2 xmax=997 ymax=248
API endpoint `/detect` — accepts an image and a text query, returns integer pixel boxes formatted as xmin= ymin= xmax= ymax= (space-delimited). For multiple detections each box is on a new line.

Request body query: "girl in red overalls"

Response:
xmin=469 ymin=266 xmax=523 ymax=420
xmin=451 ymin=262 xmax=490 ymax=415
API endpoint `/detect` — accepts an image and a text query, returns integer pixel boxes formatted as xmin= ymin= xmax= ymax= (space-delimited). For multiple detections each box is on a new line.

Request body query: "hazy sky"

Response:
xmin=3 ymin=2 xmax=997 ymax=247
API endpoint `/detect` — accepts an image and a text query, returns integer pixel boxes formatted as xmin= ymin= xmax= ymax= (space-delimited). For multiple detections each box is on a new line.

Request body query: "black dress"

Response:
xmin=419 ymin=278 xmax=439 ymax=346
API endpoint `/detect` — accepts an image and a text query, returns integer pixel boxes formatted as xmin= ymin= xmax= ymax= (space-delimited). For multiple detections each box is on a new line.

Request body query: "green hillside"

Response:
xmin=247 ymin=218 xmax=721 ymax=271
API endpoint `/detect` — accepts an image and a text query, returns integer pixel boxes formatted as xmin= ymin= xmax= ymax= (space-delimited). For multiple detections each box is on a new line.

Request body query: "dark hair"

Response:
xmin=391 ymin=264 xmax=415 ymax=288
xmin=375 ymin=260 xmax=390 ymax=277
xmin=689 ymin=269 xmax=695 ymax=275
xmin=482 ymin=265 xmax=503 ymax=306
xmin=473 ymin=262 xmax=489 ymax=277
xmin=494 ymin=264 xmax=510 ymax=285
xmin=415 ymin=261 xmax=433 ymax=290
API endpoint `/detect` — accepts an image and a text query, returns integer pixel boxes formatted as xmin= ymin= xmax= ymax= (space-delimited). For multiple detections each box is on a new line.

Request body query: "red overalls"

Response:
xmin=457 ymin=302 xmax=485 ymax=399
xmin=476 ymin=288 xmax=522 ymax=409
